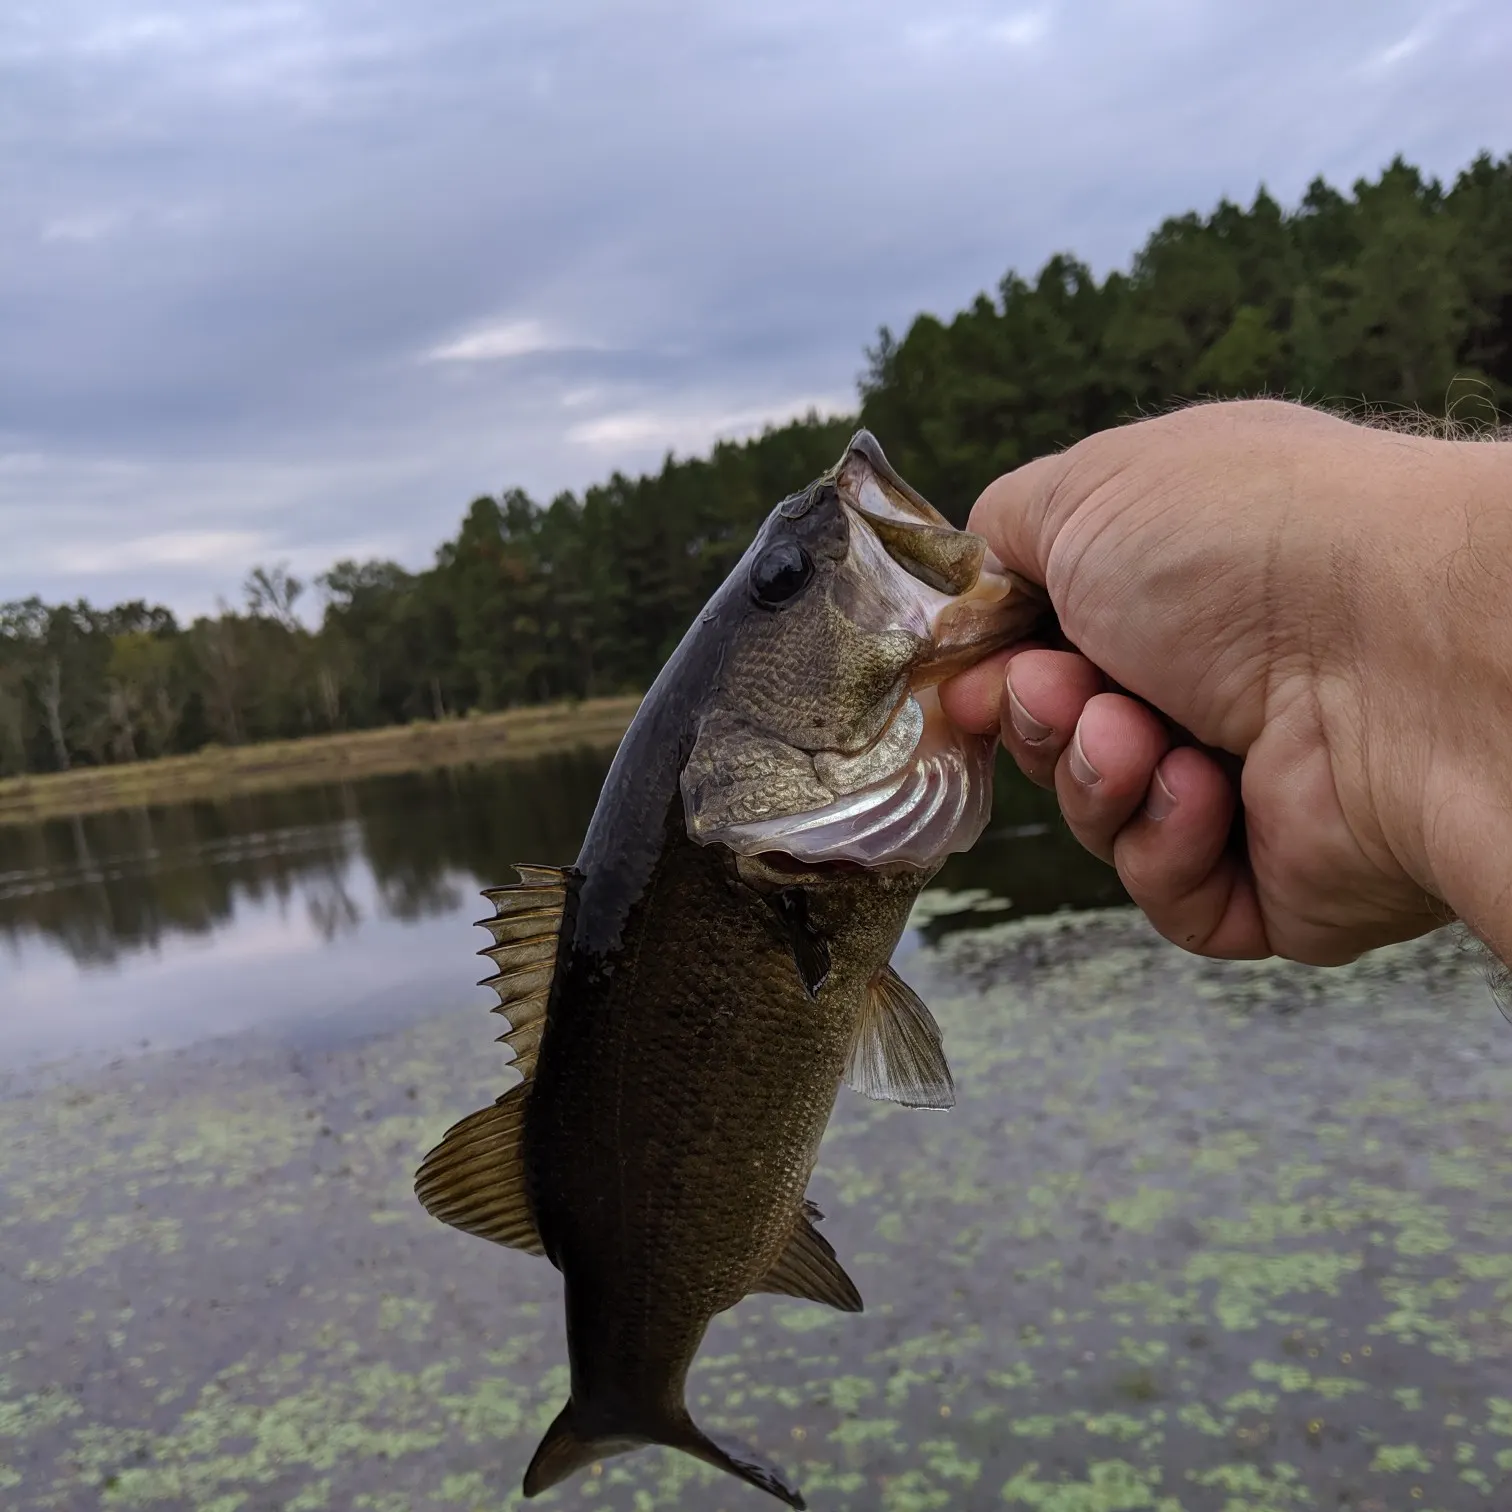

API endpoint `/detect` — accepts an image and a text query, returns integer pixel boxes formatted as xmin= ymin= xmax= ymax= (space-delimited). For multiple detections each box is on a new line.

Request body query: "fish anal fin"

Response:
xmin=845 ymin=965 xmax=954 ymax=1109
xmin=751 ymin=1209 xmax=862 ymax=1313
xmin=523 ymin=1399 xmax=805 ymax=1508
xmin=415 ymin=862 xmax=573 ymax=1255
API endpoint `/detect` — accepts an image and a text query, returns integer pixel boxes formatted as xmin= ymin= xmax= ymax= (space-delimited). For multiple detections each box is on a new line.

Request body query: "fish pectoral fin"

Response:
xmin=751 ymin=1209 xmax=862 ymax=1313
xmin=844 ymin=965 xmax=955 ymax=1109
xmin=413 ymin=1084 xmax=544 ymax=1255
xmin=766 ymin=886 xmax=831 ymax=999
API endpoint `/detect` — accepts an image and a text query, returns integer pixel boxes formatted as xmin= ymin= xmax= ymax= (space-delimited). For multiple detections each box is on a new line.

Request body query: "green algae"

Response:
xmin=4 ymin=907 xmax=1512 ymax=1508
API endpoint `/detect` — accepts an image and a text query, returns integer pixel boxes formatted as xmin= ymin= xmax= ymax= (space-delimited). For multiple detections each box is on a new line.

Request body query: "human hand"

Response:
xmin=941 ymin=399 xmax=1512 ymax=966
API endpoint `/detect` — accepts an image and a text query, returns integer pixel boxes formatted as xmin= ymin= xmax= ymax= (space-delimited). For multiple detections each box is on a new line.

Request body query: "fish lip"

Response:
xmin=834 ymin=430 xmax=953 ymax=528
xmin=831 ymin=443 xmax=1050 ymax=676
xmin=911 ymin=554 xmax=1049 ymax=687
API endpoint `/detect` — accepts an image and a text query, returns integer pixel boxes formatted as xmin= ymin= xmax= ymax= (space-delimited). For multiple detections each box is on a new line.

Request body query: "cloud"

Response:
xmin=41 ymin=213 xmax=120 ymax=244
xmin=423 ymin=318 xmax=574 ymax=364
xmin=990 ymin=10 xmax=1051 ymax=48
xmin=1359 ymin=14 xmax=1442 ymax=74
xmin=2 ymin=0 xmax=1509 ymax=614
xmin=903 ymin=7 xmax=1051 ymax=54
xmin=565 ymin=394 xmax=852 ymax=456
xmin=51 ymin=530 xmax=270 ymax=576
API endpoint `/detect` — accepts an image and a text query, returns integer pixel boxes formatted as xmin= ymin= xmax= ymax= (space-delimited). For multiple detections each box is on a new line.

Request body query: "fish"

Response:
xmin=414 ymin=431 xmax=1046 ymax=1507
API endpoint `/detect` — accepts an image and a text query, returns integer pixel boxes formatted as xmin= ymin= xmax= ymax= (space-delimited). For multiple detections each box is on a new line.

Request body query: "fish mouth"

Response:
xmin=831 ymin=433 xmax=1047 ymax=680
xmin=698 ymin=434 xmax=1048 ymax=871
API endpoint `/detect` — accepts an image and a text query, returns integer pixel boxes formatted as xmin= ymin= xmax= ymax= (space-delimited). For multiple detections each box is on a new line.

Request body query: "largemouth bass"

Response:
xmin=415 ymin=432 xmax=1044 ymax=1507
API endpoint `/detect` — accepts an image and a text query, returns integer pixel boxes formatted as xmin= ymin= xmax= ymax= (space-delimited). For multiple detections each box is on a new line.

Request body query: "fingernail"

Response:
xmin=1067 ymin=724 xmax=1100 ymax=787
xmin=1145 ymin=768 xmax=1176 ymax=821
xmin=1006 ymin=674 xmax=1052 ymax=745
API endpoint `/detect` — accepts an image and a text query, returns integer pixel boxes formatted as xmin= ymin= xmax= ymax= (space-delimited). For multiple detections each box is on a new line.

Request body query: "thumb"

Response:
xmin=965 ymin=449 xmax=1080 ymax=591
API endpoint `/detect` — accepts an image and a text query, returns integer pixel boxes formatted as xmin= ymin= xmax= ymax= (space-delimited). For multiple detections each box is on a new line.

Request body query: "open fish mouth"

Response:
xmin=689 ymin=433 xmax=1045 ymax=871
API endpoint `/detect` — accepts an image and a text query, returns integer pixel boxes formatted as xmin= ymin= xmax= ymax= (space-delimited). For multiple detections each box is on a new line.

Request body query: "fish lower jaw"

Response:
xmin=699 ymin=688 xmax=995 ymax=870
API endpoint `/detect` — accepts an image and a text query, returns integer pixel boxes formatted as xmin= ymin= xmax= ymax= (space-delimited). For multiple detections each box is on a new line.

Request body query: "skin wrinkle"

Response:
xmin=1242 ymin=713 xmax=1359 ymax=964
xmin=1055 ymin=471 xmax=1257 ymax=744
xmin=1312 ymin=535 xmax=1404 ymax=886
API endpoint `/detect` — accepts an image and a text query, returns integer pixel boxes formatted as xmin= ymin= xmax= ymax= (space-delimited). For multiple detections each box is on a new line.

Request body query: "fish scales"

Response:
xmin=415 ymin=431 xmax=1048 ymax=1506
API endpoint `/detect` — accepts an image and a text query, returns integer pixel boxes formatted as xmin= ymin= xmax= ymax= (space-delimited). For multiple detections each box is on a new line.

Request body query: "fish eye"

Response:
xmin=749 ymin=540 xmax=813 ymax=608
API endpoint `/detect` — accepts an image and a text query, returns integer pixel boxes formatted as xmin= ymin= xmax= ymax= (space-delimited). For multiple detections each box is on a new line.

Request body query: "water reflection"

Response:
xmin=0 ymin=750 xmax=1125 ymax=1068
xmin=0 ymin=751 xmax=611 ymax=966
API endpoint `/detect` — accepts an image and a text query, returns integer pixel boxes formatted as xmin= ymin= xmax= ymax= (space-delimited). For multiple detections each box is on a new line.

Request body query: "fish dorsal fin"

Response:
xmin=413 ymin=863 xmax=571 ymax=1255
xmin=476 ymin=863 xmax=571 ymax=1077
xmin=751 ymin=1200 xmax=862 ymax=1313
xmin=845 ymin=966 xmax=955 ymax=1110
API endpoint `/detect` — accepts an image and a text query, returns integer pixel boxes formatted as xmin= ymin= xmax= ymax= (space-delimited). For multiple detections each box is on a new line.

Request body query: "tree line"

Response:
xmin=3 ymin=152 xmax=1509 ymax=777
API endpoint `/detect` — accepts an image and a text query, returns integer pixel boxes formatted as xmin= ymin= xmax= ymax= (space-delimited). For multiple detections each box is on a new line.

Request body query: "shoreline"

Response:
xmin=0 ymin=693 xmax=640 ymax=827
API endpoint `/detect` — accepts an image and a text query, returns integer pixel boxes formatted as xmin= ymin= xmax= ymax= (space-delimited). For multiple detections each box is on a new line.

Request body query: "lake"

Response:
xmin=0 ymin=748 xmax=1127 ymax=1077
xmin=8 ymin=748 xmax=1512 ymax=1511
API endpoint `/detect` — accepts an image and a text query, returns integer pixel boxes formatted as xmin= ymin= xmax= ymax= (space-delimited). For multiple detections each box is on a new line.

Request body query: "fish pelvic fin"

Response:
xmin=413 ymin=863 xmax=574 ymax=1254
xmin=750 ymin=1201 xmax=862 ymax=1313
xmin=413 ymin=1085 xmax=543 ymax=1253
xmin=522 ymin=1399 xmax=807 ymax=1508
xmin=845 ymin=965 xmax=955 ymax=1109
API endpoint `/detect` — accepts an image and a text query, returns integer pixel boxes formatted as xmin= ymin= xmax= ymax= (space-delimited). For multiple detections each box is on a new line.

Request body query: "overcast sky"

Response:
xmin=2 ymin=1 xmax=1509 ymax=617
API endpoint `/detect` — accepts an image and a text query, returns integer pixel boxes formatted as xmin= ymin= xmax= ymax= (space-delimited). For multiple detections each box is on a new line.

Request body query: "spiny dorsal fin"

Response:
xmin=475 ymin=862 xmax=570 ymax=1077
xmin=844 ymin=965 xmax=954 ymax=1109
xmin=413 ymin=863 xmax=570 ymax=1253
xmin=751 ymin=1204 xmax=862 ymax=1313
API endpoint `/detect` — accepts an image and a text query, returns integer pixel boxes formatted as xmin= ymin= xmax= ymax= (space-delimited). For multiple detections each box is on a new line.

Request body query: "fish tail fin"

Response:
xmin=521 ymin=1400 xmax=616 ymax=1496
xmin=521 ymin=1398 xmax=806 ymax=1509
xmin=672 ymin=1419 xmax=807 ymax=1509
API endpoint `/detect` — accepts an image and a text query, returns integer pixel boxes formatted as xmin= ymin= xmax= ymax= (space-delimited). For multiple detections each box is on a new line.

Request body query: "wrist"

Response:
xmin=1329 ymin=433 xmax=1512 ymax=955
xmin=1419 ymin=439 xmax=1512 ymax=959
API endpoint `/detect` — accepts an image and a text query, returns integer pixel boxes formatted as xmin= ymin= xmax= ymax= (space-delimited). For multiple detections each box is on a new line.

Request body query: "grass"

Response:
xmin=0 ymin=694 xmax=641 ymax=826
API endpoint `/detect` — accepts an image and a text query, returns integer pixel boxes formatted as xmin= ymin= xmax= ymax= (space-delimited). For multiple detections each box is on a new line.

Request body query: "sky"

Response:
xmin=2 ymin=1 xmax=1509 ymax=618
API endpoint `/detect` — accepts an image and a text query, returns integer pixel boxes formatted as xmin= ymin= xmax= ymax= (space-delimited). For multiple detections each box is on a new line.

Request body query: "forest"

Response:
xmin=3 ymin=152 xmax=1510 ymax=776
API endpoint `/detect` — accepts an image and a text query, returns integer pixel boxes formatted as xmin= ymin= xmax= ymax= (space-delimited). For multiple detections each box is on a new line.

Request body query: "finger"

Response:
xmin=1000 ymin=649 xmax=1104 ymax=789
xmin=1052 ymin=693 xmax=1170 ymax=861
xmin=937 ymin=644 xmax=1039 ymax=735
xmin=1110 ymin=745 xmax=1271 ymax=959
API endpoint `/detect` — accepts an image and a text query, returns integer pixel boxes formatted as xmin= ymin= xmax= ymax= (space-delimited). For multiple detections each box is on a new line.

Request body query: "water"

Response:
xmin=0 ymin=749 xmax=1125 ymax=1071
